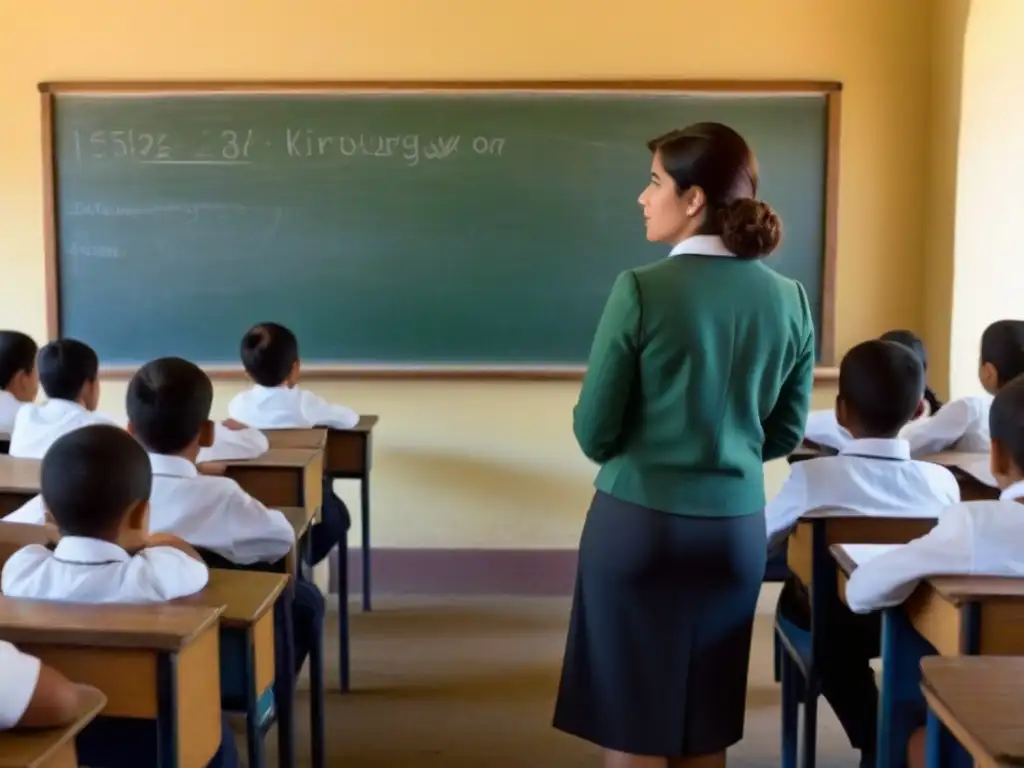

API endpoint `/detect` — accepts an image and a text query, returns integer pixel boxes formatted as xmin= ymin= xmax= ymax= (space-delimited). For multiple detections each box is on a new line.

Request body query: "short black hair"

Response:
xmin=37 ymin=339 xmax=99 ymax=401
xmin=879 ymin=329 xmax=943 ymax=414
xmin=126 ymin=357 xmax=213 ymax=454
xmin=990 ymin=373 xmax=1024 ymax=471
xmin=981 ymin=320 xmax=1024 ymax=388
xmin=0 ymin=332 xmax=37 ymax=390
xmin=240 ymin=322 xmax=299 ymax=387
xmin=838 ymin=339 xmax=925 ymax=436
xmin=41 ymin=424 xmax=152 ymax=538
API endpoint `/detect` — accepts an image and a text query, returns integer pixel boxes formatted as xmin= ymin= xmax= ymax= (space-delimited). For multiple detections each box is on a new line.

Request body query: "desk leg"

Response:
xmin=310 ymin=608 xmax=326 ymax=768
xmin=274 ymin=584 xmax=296 ymax=768
xmin=156 ymin=654 xmax=179 ymax=768
xmin=877 ymin=609 xmax=935 ymax=768
xmin=361 ymin=472 xmax=372 ymax=612
xmin=339 ymin=525 xmax=351 ymax=693
xmin=925 ymin=709 xmax=943 ymax=768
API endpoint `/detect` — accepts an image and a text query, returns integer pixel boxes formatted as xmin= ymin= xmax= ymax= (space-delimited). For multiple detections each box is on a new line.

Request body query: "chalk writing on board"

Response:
xmin=67 ymin=202 xmax=251 ymax=221
xmin=65 ymin=243 xmax=120 ymax=259
xmin=70 ymin=126 xmax=506 ymax=166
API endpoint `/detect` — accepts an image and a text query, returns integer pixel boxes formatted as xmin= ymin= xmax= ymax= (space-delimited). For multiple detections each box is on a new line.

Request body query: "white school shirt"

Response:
xmin=147 ymin=453 xmax=294 ymax=565
xmin=0 ymin=641 xmax=41 ymax=730
xmin=900 ymin=394 xmax=992 ymax=456
xmin=228 ymin=385 xmax=359 ymax=430
xmin=803 ymin=409 xmax=854 ymax=451
xmin=9 ymin=399 xmax=117 ymax=458
xmin=765 ymin=438 xmax=960 ymax=552
xmin=845 ymin=478 xmax=1024 ymax=614
xmin=0 ymin=390 xmax=25 ymax=435
xmin=0 ymin=536 xmax=208 ymax=603
xmin=196 ymin=422 xmax=269 ymax=463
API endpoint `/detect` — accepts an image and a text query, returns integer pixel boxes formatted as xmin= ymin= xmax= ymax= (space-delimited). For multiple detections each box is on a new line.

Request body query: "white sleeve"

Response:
xmin=845 ymin=505 xmax=973 ymax=613
xmin=901 ymin=399 xmax=976 ymax=456
xmin=209 ymin=488 xmax=295 ymax=565
xmin=1 ymin=494 xmax=47 ymax=525
xmin=130 ymin=547 xmax=210 ymax=601
xmin=300 ymin=390 xmax=359 ymax=430
xmin=765 ymin=465 xmax=809 ymax=551
xmin=0 ymin=641 xmax=42 ymax=730
xmin=803 ymin=410 xmax=850 ymax=451
xmin=197 ymin=423 xmax=270 ymax=463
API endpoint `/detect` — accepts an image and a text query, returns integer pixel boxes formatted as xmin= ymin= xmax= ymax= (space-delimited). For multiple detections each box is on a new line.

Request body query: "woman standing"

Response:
xmin=553 ymin=122 xmax=816 ymax=768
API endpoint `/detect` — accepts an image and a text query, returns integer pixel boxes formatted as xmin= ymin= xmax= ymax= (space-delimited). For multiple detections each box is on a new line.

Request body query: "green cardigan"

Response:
xmin=573 ymin=252 xmax=815 ymax=517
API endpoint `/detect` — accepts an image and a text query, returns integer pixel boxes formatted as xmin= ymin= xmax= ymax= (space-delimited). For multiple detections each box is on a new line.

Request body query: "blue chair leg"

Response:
xmin=309 ymin=607 xmax=326 ymax=768
xmin=339 ymin=528 xmax=351 ymax=693
xmin=774 ymin=630 xmax=782 ymax=683
xmin=780 ymin=639 xmax=800 ymax=768
xmin=801 ymin=679 xmax=820 ymax=768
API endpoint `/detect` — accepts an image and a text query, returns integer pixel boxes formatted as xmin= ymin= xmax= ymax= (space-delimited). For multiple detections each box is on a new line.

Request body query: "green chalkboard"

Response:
xmin=48 ymin=84 xmax=836 ymax=369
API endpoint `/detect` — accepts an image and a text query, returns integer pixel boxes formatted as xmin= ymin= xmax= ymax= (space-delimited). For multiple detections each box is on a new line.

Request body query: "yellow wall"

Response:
xmin=1 ymin=0 xmax=931 ymax=548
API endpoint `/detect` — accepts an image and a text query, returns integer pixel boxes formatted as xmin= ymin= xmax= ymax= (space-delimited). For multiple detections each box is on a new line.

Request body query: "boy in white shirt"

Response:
xmin=0 ymin=331 xmax=38 ymax=435
xmin=0 ymin=641 xmax=80 ymax=730
xmin=900 ymin=319 xmax=1024 ymax=456
xmin=768 ymin=340 xmax=960 ymax=768
xmin=229 ymin=321 xmax=355 ymax=565
xmin=845 ymin=371 xmax=1024 ymax=768
xmin=126 ymin=356 xmax=324 ymax=675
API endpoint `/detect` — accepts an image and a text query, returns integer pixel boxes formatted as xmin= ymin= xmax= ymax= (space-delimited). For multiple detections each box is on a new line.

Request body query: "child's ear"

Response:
xmin=834 ymin=395 xmax=848 ymax=429
xmin=911 ymin=398 xmax=926 ymax=421
xmin=990 ymin=439 xmax=1015 ymax=488
xmin=198 ymin=419 xmax=215 ymax=448
xmin=980 ymin=361 xmax=1000 ymax=393
xmin=286 ymin=360 xmax=300 ymax=387
xmin=126 ymin=500 xmax=150 ymax=532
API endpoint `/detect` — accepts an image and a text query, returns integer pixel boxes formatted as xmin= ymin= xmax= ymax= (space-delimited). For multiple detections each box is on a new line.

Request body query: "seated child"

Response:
xmin=803 ymin=329 xmax=939 ymax=452
xmin=7 ymin=337 xmax=267 ymax=461
xmin=0 ymin=641 xmax=80 ymax=730
xmin=901 ymin=318 xmax=1024 ymax=456
xmin=846 ymin=370 xmax=1024 ymax=768
xmin=126 ymin=356 xmax=324 ymax=674
xmin=229 ymin=321 xmax=357 ymax=564
xmin=768 ymin=339 xmax=960 ymax=768
xmin=0 ymin=424 xmax=238 ymax=767
xmin=0 ymin=331 xmax=38 ymax=434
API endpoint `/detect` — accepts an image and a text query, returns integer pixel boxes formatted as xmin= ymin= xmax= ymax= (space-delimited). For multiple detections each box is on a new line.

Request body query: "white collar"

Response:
xmin=149 ymin=453 xmax=199 ymax=478
xmin=999 ymin=478 xmax=1024 ymax=502
xmin=668 ymin=235 xmax=736 ymax=259
xmin=42 ymin=398 xmax=88 ymax=415
xmin=838 ymin=438 xmax=911 ymax=460
xmin=53 ymin=536 xmax=130 ymax=563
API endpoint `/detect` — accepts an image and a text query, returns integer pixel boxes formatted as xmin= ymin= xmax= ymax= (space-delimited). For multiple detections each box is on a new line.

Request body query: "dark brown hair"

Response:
xmin=647 ymin=122 xmax=783 ymax=259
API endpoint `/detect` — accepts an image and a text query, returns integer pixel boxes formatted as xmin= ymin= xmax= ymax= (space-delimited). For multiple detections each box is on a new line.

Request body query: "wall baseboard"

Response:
xmin=328 ymin=547 xmax=578 ymax=596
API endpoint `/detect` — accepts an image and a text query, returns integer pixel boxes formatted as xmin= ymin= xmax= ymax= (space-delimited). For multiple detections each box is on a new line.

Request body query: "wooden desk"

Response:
xmin=921 ymin=656 xmax=1024 ymax=768
xmin=176 ymin=569 xmax=287 ymax=768
xmin=264 ymin=428 xmax=328 ymax=451
xmin=924 ymin=451 xmax=999 ymax=501
xmin=0 ymin=458 xmax=40 ymax=517
xmin=0 ymin=523 xmax=57 ymax=568
xmin=0 ymin=597 xmax=224 ymax=768
xmin=223 ymin=448 xmax=323 ymax=515
xmin=0 ymin=685 xmax=106 ymax=768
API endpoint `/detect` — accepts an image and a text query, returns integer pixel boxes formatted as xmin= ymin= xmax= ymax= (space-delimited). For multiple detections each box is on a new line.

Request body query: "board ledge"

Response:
xmin=96 ymin=363 xmax=839 ymax=383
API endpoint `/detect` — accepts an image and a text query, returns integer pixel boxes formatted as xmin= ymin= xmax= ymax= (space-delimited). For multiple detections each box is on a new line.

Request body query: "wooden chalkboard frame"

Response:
xmin=39 ymin=79 xmax=842 ymax=382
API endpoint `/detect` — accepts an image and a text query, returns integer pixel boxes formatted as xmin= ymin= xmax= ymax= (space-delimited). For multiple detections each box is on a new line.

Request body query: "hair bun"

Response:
xmin=718 ymin=199 xmax=783 ymax=259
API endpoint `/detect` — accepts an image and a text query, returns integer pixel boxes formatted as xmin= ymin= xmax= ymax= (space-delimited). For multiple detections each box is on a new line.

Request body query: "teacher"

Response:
xmin=553 ymin=122 xmax=815 ymax=768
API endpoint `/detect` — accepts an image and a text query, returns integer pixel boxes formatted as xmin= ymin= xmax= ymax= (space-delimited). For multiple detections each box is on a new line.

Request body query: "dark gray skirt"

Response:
xmin=553 ymin=491 xmax=766 ymax=756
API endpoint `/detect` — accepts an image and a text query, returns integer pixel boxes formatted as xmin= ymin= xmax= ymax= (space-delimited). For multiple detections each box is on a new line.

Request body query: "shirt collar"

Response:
xmin=42 ymin=398 xmax=87 ymax=415
xmin=668 ymin=235 xmax=736 ymax=259
xmin=1000 ymin=478 xmax=1024 ymax=502
xmin=838 ymin=438 xmax=911 ymax=460
xmin=53 ymin=536 xmax=130 ymax=563
xmin=149 ymin=453 xmax=199 ymax=478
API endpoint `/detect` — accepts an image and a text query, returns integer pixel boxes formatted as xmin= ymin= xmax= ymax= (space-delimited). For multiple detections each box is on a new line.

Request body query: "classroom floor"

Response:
xmin=265 ymin=588 xmax=858 ymax=767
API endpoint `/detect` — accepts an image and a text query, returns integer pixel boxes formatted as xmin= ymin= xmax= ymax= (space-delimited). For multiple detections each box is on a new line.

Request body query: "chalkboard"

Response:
xmin=42 ymin=82 xmax=840 ymax=374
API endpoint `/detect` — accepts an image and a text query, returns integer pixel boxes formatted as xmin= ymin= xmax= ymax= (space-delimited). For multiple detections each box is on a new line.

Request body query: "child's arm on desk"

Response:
xmin=196 ymin=421 xmax=270 ymax=463
xmin=901 ymin=399 xmax=976 ymax=456
xmin=845 ymin=506 xmax=971 ymax=613
xmin=0 ymin=641 xmax=80 ymax=730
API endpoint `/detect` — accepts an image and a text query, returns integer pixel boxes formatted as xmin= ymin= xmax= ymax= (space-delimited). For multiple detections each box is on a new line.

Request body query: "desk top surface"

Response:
xmin=0 ymin=595 xmax=223 ymax=650
xmin=174 ymin=568 xmax=287 ymax=627
xmin=922 ymin=656 xmax=1024 ymax=765
xmin=222 ymin=447 xmax=320 ymax=470
xmin=0 ymin=458 xmax=40 ymax=494
xmin=0 ymin=685 xmax=107 ymax=768
xmin=280 ymin=505 xmax=315 ymax=538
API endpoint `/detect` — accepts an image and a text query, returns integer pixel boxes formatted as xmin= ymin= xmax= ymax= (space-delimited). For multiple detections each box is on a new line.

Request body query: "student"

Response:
xmin=126 ymin=356 xmax=324 ymax=673
xmin=803 ymin=329 xmax=938 ymax=452
xmin=8 ymin=339 xmax=112 ymax=458
xmin=846 ymin=371 xmax=1024 ymax=768
xmin=7 ymin=338 xmax=267 ymax=463
xmin=0 ymin=331 xmax=38 ymax=434
xmin=901 ymin=319 xmax=1024 ymax=456
xmin=0 ymin=641 xmax=81 ymax=730
xmin=229 ymin=321 xmax=356 ymax=564
xmin=768 ymin=340 xmax=960 ymax=768
xmin=0 ymin=425 xmax=238 ymax=766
